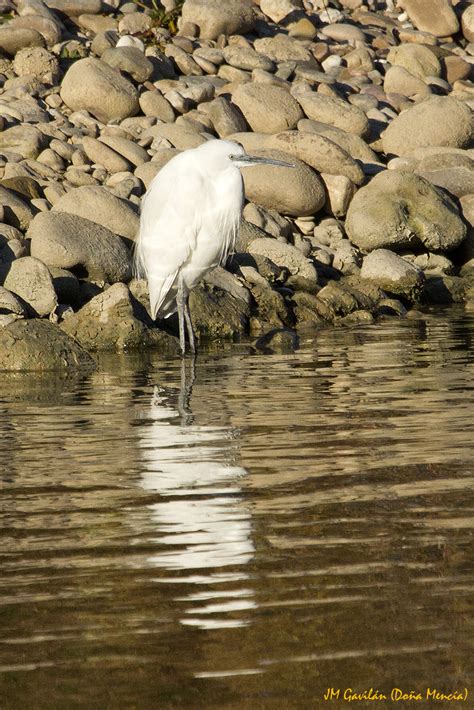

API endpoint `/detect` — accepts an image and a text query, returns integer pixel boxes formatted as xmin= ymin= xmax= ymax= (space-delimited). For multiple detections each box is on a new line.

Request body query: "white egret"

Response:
xmin=134 ymin=139 xmax=294 ymax=354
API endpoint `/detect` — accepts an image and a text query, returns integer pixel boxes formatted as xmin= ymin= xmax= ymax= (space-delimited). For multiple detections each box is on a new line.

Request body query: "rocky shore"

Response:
xmin=0 ymin=0 xmax=473 ymax=370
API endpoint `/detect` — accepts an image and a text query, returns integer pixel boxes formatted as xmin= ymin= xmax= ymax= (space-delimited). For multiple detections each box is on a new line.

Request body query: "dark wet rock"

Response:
xmin=0 ymin=319 xmax=95 ymax=371
xmin=28 ymin=212 xmax=132 ymax=283
xmin=316 ymin=281 xmax=360 ymax=318
xmin=253 ymin=327 xmax=298 ymax=352
xmin=422 ymin=275 xmax=468 ymax=304
xmin=248 ymin=237 xmax=318 ymax=292
xmin=248 ymin=282 xmax=292 ymax=333
xmin=375 ymin=298 xmax=408 ymax=318
xmin=360 ymin=249 xmax=425 ymax=301
xmin=346 ymin=170 xmax=466 ymax=253
xmin=337 ymin=309 xmax=374 ymax=326
xmin=61 ymin=282 xmax=178 ymax=352
xmin=0 ymin=256 xmax=57 ymax=317
xmin=189 ymin=280 xmax=250 ymax=340
xmin=48 ymin=267 xmax=81 ymax=306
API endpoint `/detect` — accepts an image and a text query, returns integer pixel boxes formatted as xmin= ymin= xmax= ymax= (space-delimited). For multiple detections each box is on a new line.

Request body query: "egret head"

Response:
xmin=198 ymin=139 xmax=294 ymax=172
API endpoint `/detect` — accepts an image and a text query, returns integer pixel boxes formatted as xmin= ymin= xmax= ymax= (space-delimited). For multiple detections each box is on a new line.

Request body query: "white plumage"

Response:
xmin=135 ymin=139 xmax=293 ymax=354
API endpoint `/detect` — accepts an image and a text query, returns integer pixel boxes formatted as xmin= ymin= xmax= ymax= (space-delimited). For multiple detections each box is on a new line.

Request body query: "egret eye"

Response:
xmin=229 ymin=154 xmax=236 ymax=160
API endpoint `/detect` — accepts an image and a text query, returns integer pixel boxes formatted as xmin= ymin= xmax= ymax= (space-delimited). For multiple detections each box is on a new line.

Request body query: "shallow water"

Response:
xmin=1 ymin=308 xmax=473 ymax=709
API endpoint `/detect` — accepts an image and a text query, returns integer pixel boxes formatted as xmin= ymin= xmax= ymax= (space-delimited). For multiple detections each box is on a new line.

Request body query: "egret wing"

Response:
xmin=135 ymin=161 xmax=203 ymax=319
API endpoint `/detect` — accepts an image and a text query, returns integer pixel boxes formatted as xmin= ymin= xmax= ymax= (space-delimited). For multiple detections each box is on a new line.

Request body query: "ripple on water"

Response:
xmin=0 ymin=310 xmax=473 ymax=707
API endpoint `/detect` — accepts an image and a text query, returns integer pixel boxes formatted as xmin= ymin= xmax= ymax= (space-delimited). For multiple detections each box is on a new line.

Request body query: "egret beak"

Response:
xmin=232 ymin=154 xmax=295 ymax=168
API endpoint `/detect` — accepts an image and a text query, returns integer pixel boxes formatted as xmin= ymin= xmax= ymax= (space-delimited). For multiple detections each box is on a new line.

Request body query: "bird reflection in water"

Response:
xmin=137 ymin=360 xmax=256 ymax=629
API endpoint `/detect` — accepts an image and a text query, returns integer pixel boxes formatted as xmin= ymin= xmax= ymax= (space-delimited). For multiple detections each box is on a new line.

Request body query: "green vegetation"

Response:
xmin=132 ymin=0 xmax=184 ymax=35
xmin=0 ymin=12 xmax=13 ymax=24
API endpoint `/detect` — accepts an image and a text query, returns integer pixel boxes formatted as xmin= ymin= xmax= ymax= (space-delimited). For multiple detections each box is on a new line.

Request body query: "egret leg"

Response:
xmin=183 ymin=296 xmax=196 ymax=354
xmin=178 ymin=355 xmax=196 ymax=425
xmin=176 ymin=278 xmax=186 ymax=356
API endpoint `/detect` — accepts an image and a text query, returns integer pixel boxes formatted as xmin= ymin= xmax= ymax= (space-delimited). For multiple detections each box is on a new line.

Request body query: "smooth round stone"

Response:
xmin=383 ymin=65 xmax=431 ymax=97
xmin=0 ymin=256 xmax=57 ymax=317
xmin=139 ymin=90 xmax=175 ymax=123
xmin=320 ymin=23 xmax=367 ymax=42
xmin=8 ymin=16 xmax=62 ymax=46
xmin=401 ymin=0 xmax=459 ymax=38
xmin=0 ymin=27 xmax=45 ymax=56
xmin=241 ymin=149 xmax=326 ymax=216
xmin=181 ymin=0 xmax=256 ymax=41
xmin=260 ymin=0 xmax=303 ymax=23
xmin=52 ymin=185 xmax=139 ymax=241
xmin=254 ymin=34 xmax=312 ymax=63
xmin=232 ymin=83 xmax=303 ymax=134
xmin=462 ymin=5 xmax=474 ymax=43
xmin=294 ymin=90 xmax=369 ymax=138
xmin=387 ymin=43 xmax=441 ymax=79
xmin=346 ymin=169 xmax=466 ymax=252
xmin=61 ymin=57 xmax=139 ymax=123
xmin=382 ymin=96 xmax=473 ymax=157
xmin=101 ymin=46 xmax=153 ymax=83
xmin=222 ymin=46 xmax=275 ymax=72
xmin=28 ymin=211 xmax=131 ymax=283
xmin=81 ymin=136 xmax=132 ymax=173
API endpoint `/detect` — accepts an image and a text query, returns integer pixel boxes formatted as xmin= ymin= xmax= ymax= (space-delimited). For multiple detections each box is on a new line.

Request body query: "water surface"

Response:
xmin=1 ymin=308 xmax=473 ymax=708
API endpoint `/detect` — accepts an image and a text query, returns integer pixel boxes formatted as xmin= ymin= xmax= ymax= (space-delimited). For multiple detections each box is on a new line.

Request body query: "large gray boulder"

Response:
xmin=0 ymin=319 xmax=95 ymax=372
xmin=61 ymin=283 xmax=178 ymax=352
xmin=294 ymin=91 xmax=369 ymax=138
xmin=346 ymin=170 xmax=466 ymax=253
xmin=399 ymin=0 xmax=459 ymax=37
xmin=0 ymin=125 xmax=47 ymax=160
xmin=0 ymin=257 xmax=57 ymax=317
xmin=386 ymin=43 xmax=441 ymax=79
xmin=360 ymin=249 xmax=425 ymax=301
xmin=28 ymin=212 xmax=132 ymax=283
xmin=60 ymin=57 xmax=139 ymax=123
xmin=415 ymin=152 xmax=474 ymax=198
xmin=241 ymin=150 xmax=326 ymax=216
xmin=101 ymin=46 xmax=154 ymax=83
xmin=52 ymin=186 xmax=139 ymax=241
xmin=181 ymin=0 xmax=256 ymax=40
xmin=232 ymin=84 xmax=303 ymax=134
xmin=0 ymin=27 xmax=45 ymax=57
xmin=231 ymin=130 xmax=364 ymax=184
xmin=382 ymin=97 xmax=473 ymax=157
